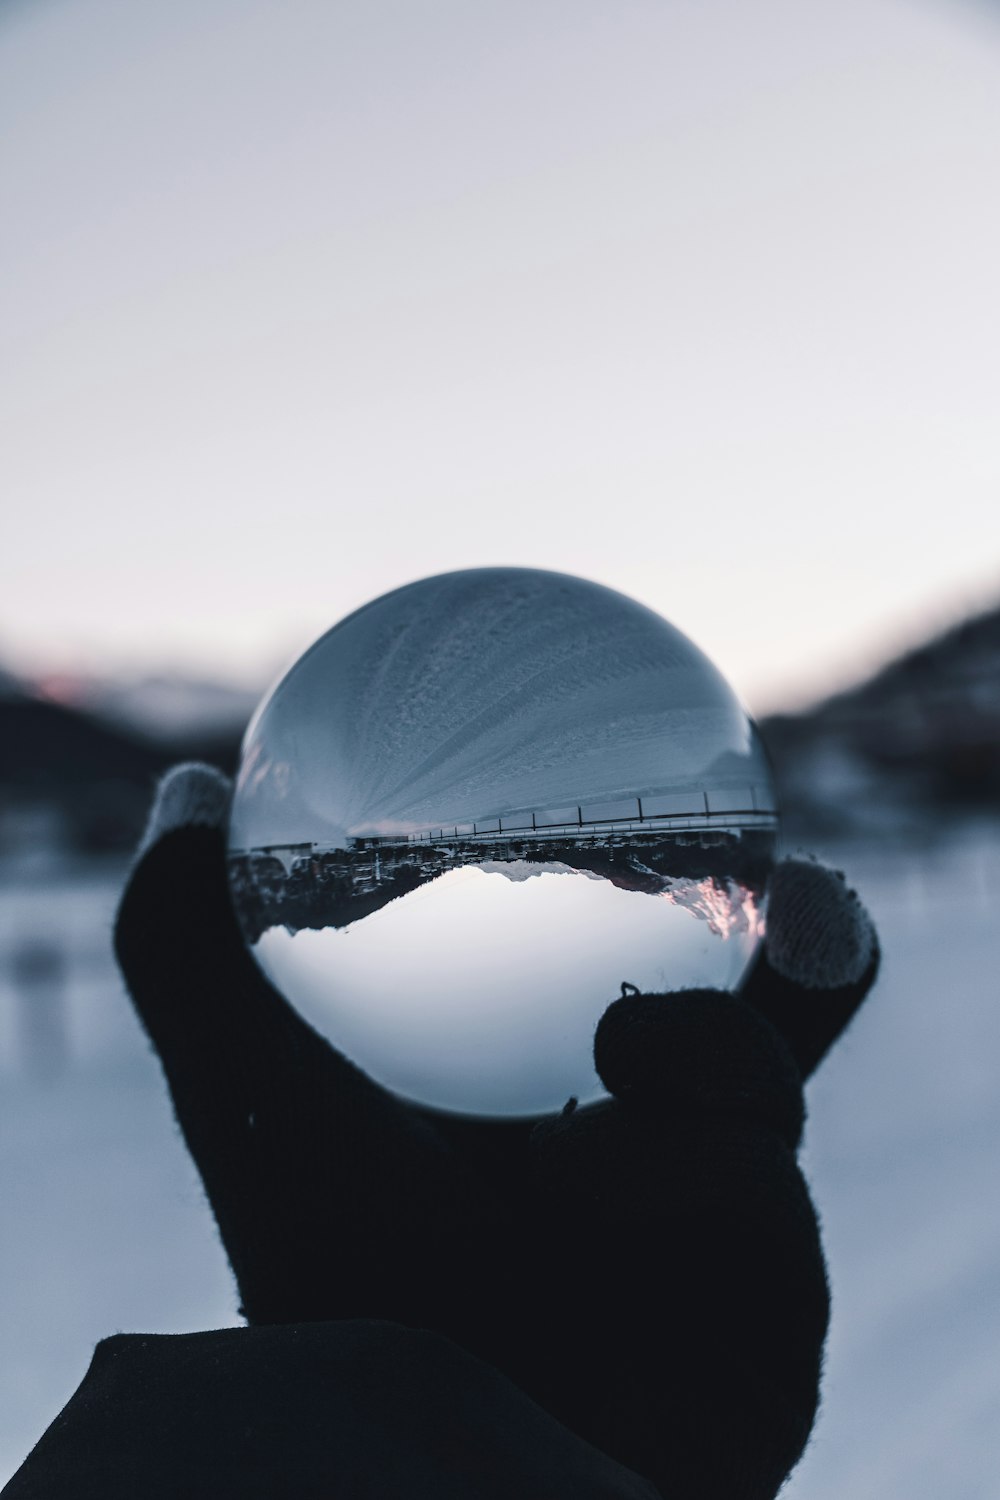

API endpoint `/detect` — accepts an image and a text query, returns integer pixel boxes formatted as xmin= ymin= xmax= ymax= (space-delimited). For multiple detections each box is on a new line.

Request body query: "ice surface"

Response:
xmin=0 ymin=865 xmax=238 ymax=1484
xmin=781 ymin=827 xmax=1000 ymax=1500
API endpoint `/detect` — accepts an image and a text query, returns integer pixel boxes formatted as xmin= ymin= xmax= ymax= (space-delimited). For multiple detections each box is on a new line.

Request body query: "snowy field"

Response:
xmin=1 ymin=829 xmax=998 ymax=1493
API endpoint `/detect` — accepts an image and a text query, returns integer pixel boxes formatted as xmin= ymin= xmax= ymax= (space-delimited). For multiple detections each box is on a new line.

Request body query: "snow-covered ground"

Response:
xmin=785 ymin=825 xmax=1000 ymax=1500
xmin=0 ymin=861 xmax=239 ymax=1486
xmin=0 ymin=829 xmax=998 ymax=1493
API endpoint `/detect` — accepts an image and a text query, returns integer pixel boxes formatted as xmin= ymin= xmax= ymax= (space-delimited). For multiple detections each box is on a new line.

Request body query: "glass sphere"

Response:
xmin=228 ymin=568 xmax=777 ymax=1117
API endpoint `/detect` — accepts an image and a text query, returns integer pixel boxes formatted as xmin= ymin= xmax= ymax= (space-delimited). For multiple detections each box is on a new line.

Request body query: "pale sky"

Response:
xmin=3 ymin=0 xmax=1000 ymax=713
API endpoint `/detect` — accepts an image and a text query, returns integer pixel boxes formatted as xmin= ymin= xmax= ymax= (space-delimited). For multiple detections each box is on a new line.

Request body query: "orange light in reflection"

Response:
xmin=662 ymin=878 xmax=766 ymax=941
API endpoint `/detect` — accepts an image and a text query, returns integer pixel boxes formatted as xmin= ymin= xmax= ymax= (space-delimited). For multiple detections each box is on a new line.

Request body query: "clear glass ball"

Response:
xmin=228 ymin=568 xmax=777 ymax=1117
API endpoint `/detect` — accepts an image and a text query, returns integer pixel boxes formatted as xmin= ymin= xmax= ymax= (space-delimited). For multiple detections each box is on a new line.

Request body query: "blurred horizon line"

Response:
xmin=3 ymin=567 xmax=999 ymax=725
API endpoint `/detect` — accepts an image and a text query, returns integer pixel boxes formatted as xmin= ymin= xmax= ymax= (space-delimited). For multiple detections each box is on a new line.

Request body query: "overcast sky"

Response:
xmin=3 ymin=0 xmax=1000 ymax=712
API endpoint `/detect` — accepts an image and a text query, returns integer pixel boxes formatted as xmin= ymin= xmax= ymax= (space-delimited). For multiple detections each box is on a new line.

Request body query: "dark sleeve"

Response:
xmin=0 ymin=1321 xmax=662 ymax=1500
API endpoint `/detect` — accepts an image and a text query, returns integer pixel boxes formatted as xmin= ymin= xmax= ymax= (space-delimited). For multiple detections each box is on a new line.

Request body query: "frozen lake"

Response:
xmin=1 ymin=829 xmax=998 ymax=1494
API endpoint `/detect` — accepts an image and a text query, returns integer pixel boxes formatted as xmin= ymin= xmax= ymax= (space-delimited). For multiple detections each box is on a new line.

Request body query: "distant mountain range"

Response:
xmin=1 ymin=601 xmax=997 ymax=855
xmin=760 ymin=600 xmax=1000 ymax=841
xmin=0 ymin=674 xmax=247 ymax=855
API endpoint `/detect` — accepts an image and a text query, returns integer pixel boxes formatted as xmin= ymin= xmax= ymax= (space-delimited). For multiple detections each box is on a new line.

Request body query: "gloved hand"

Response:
xmin=115 ymin=763 xmax=879 ymax=1500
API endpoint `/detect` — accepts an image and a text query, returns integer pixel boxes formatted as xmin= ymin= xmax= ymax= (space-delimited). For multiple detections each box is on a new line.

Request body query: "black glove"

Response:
xmin=114 ymin=764 xmax=879 ymax=1500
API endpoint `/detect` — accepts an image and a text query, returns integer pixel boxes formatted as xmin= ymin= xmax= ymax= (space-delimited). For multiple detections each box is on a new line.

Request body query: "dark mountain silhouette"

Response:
xmin=0 ymin=690 xmax=241 ymax=855
xmin=759 ymin=598 xmax=1000 ymax=839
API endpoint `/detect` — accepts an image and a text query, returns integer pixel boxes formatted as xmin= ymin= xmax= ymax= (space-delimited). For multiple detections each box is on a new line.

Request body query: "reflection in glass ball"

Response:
xmin=228 ymin=568 xmax=777 ymax=1117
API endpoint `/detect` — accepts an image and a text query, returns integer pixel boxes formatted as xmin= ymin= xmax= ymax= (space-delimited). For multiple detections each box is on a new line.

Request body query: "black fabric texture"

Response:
xmin=2 ymin=1321 xmax=659 ymax=1500
xmin=7 ymin=826 xmax=879 ymax=1498
xmin=740 ymin=936 xmax=880 ymax=1080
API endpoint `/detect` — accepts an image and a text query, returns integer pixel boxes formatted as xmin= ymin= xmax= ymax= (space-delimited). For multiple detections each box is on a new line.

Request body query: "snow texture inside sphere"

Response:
xmin=228 ymin=568 xmax=777 ymax=1117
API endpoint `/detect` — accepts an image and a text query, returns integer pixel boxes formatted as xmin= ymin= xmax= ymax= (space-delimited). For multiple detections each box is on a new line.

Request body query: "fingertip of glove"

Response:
xmin=138 ymin=763 xmax=232 ymax=859
xmin=765 ymin=858 xmax=876 ymax=992
xmin=593 ymin=990 xmax=804 ymax=1146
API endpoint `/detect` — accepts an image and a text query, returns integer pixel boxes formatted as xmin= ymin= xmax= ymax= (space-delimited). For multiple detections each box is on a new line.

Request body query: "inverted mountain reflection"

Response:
xmin=229 ymin=824 xmax=772 ymax=946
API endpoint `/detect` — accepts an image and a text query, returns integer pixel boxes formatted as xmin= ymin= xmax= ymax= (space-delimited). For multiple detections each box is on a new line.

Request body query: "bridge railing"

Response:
xmin=403 ymin=787 xmax=776 ymax=845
